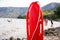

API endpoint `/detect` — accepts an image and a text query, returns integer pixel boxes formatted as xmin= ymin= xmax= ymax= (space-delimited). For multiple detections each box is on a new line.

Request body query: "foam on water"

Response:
xmin=0 ymin=18 xmax=60 ymax=39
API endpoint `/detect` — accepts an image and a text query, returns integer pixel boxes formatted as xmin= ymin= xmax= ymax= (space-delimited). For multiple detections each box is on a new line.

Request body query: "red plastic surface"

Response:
xmin=26 ymin=2 xmax=44 ymax=40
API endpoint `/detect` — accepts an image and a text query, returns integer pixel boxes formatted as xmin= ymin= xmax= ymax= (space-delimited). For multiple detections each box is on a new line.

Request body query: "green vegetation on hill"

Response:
xmin=17 ymin=14 xmax=26 ymax=19
xmin=55 ymin=6 xmax=60 ymax=18
xmin=43 ymin=10 xmax=56 ymax=20
xmin=17 ymin=6 xmax=60 ymax=20
xmin=43 ymin=6 xmax=60 ymax=20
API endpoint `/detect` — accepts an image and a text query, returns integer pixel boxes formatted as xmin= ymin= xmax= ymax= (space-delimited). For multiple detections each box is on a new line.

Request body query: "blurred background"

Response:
xmin=0 ymin=0 xmax=60 ymax=40
xmin=0 ymin=0 xmax=60 ymax=21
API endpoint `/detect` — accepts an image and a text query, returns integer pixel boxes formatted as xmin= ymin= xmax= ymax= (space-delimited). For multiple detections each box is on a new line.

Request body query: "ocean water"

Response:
xmin=0 ymin=18 xmax=26 ymax=39
xmin=0 ymin=18 xmax=60 ymax=40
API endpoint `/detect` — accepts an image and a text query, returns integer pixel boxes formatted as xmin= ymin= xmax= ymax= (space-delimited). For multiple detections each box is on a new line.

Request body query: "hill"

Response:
xmin=0 ymin=7 xmax=28 ymax=18
xmin=0 ymin=2 xmax=60 ymax=18
xmin=42 ymin=2 xmax=60 ymax=10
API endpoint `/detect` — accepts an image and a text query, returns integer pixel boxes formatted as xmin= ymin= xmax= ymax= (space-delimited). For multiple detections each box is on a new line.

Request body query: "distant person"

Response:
xmin=51 ymin=19 xmax=53 ymax=27
xmin=45 ymin=18 xmax=48 ymax=26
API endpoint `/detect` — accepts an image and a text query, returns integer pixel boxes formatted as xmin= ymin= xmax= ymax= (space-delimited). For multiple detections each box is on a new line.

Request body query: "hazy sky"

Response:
xmin=0 ymin=0 xmax=60 ymax=7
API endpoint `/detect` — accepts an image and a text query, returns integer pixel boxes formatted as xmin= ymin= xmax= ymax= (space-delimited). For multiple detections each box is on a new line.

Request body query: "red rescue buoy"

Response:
xmin=26 ymin=1 xmax=44 ymax=40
